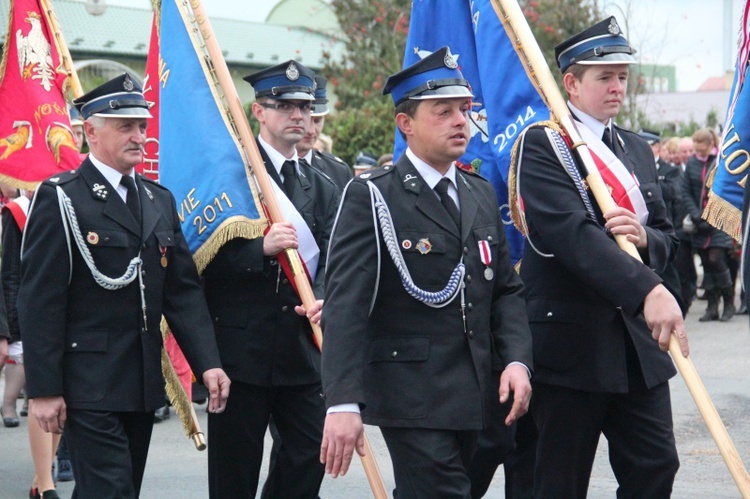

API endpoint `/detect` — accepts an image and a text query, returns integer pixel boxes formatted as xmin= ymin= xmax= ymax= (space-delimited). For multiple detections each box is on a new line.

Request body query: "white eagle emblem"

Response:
xmin=16 ymin=11 xmax=56 ymax=91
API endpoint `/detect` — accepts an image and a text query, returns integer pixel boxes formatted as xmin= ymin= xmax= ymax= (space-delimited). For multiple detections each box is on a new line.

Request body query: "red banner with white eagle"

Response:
xmin=0 ymin=0 xmax=79 ymax=189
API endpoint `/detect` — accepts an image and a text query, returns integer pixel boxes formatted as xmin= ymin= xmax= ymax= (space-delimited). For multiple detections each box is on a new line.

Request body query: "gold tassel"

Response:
xmin=161 ymin=319 xmax=206 ymax=450
xmin=703 ymin=191 xmax=743 ymax=243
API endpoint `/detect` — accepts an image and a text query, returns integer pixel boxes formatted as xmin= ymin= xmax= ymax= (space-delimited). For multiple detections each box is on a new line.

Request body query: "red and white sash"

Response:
xmin=4 ymin=195 xmax=30 ymax=232
xmin=574 ymin=120 xmax=649 ymax=225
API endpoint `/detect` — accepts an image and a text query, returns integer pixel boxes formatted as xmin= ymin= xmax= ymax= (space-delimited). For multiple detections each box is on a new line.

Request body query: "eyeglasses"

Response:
xmin=258 ymin=101 xmax=313 ymax=115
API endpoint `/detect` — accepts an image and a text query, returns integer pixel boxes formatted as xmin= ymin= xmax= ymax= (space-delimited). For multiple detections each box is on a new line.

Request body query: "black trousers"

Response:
xmin=207 ymin=381 xmax=325 ymax=498
xmin=466 ymin=371 xmax=536 ymax=499
xmin=381 ymin=426 xmax=478 ymax=499
xmin=66 ymin=409 xmax=154 ymax=499
xmin=531 ymin=381 xmax=679 ymax=499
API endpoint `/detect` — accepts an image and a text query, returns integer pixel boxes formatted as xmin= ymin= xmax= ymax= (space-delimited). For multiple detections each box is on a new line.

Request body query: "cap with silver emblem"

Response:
xmin=555 ymin=16 xmax=636 ymax=73
xmin=73 ymin=73 xmax=152 ymax=120
xmin=382 ymin=46 xmax=473 ymax=106
xmin=243 ymin=60 xmax=316 ymax=101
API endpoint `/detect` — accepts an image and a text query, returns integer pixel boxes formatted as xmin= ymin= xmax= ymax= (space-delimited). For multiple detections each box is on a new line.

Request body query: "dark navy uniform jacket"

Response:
xmin=518 ymin=123 xmax=677 ymax=393
xmin=19 ymin=159 xmax=222 ymax=411
xmin=322 ymin=155 xmax=532 ymax=430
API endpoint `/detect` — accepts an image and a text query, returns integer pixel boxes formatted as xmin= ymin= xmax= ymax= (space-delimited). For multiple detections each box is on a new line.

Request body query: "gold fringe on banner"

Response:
xmin=160 ymin=317 xmax=206 ymax=450
xmin=507 ymin=120 xmax=563 ymax=235
xmin=192 ymin=217 xmax=268 ymax=274
xmin=703 ymin=191 xmax=743 ymax=243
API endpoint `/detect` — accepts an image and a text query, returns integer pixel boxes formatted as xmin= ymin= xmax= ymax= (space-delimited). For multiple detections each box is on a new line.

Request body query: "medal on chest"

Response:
xmin=478 ymin=240 xmax=493 ymax=281
xmin=160 ymin=245 xmax=168 ymax=267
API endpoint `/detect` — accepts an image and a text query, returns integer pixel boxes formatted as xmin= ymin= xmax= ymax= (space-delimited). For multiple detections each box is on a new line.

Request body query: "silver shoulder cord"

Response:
xmin=366 ymin=180 xmax=465 ymax=309
xmin=55 ymin=186 xmax=148 ymax=329
xmin=516 ymin=128 xmax=599 ymax=258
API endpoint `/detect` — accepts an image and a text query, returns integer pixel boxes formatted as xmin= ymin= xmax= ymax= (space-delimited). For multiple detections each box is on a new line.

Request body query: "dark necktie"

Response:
xmin=281 ymin=160 xmax=297 ymax=199
xmin=602 ymin=126 xmax=613 ymax=151
xmin=120 ymin=175 xmax=141 ymax=226
xmin=434 ymin=178 xmax=461 ymax=229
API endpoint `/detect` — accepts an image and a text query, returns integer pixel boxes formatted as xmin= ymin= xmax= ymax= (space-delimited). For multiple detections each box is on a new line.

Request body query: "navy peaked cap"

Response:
xmin=555 ymin=16 xmax=636 ymax=72
xmin=73 ymin=73 xmax=152 ymax=120
xmin=244 ymin=61 xmax=316 ymax=101
xmin=382 ymin=46 xmax=473 ymax=106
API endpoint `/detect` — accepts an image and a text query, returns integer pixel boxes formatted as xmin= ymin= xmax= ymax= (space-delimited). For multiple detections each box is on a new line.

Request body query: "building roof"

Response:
xmin=0 ymin=0 xmax=344 ymax=69
xmin=636 ymin=90 xmax=729 ymax=125
xmin=266 ymin=0 xmax=341 ymax=38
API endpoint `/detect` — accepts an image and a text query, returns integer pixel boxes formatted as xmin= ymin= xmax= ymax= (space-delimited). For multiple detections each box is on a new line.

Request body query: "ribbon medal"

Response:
xmin=160 ymin=245 xmax=168 ymax=268
xmin=478 ymin=240 xmax=493 ymax=280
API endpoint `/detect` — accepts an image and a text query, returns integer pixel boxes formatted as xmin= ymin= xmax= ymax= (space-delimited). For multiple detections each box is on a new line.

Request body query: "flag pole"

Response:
xmin=491 ymin=0 xmax=750 ymax=495
xmin=186 ymin=1 xmax=389 ymax=496
xmin=38 ymin=0 xmax=83 ymax=98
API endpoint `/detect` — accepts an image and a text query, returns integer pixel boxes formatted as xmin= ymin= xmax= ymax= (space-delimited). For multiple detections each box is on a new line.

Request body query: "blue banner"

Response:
xmin=159 ymin=0 xmax=266 ymax=272
xmin=394 ymin=0 xmax=549 ymax=262
xmin=705 ymin=1 xmax=750 ymax=242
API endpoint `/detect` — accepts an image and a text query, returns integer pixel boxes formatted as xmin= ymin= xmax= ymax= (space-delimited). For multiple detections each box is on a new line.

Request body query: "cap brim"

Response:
xmin=272 ymin=91 xmax=315 ymax=101
xmin=577 ymin=53 xmax=637 ymax=66
xmin=311 ymin=103 xmax=329 ymax=116
xmin=90 ymin=108 xmax=153 ymax=119
xmin=409 ymin=85 xmax=474 ymax=101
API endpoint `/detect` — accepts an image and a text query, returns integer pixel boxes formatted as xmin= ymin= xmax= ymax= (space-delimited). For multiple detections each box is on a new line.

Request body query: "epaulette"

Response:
xmin=356 ymin=164 xmax=395 ymax=181
xmin=315 ymin=150 xmax=350 ymax=167
xmin=43 ymin=170 xmax=78 ymax=186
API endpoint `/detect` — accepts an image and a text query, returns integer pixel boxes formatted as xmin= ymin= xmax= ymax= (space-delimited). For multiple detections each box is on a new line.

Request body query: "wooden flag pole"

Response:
xmin=186 ymin=1 xmax=389 ymax=496
xmin=39 ymin=0 xmax=83 ymax=98
xmin=491 ymin=0 xmax=750 ymax=495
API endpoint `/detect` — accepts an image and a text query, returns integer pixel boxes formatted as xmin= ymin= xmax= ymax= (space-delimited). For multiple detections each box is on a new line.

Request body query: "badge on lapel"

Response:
xmin=92 ymin=183 xmax=108 ymax=200
xmin=417 ymin=238 xmax=432 ymax=255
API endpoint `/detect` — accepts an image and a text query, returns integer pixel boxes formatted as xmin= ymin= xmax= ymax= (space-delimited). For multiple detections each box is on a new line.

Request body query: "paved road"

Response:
xmin=2 ymin=302 xmax=750 ymax=498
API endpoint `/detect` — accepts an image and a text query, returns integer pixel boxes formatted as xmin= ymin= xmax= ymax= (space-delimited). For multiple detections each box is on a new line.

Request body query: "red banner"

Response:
xmin=0 ymin=0 xmax=79 ymax=188
xmin=137 ymin=11 xmax=160 ymax=181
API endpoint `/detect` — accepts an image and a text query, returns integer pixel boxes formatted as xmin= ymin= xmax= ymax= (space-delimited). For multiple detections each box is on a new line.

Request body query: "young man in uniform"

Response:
xmin=203 ymin=60 xmax=339 ymax=498
xmin=320 ymin=47 xmax=533 ymax=497
xmin=515 ymin=18 xmax=689 ymax=497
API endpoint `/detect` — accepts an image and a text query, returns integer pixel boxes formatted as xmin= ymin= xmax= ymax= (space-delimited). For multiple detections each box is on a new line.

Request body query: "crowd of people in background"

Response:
xmin=644 ymin=128 xmax=745 ymax=322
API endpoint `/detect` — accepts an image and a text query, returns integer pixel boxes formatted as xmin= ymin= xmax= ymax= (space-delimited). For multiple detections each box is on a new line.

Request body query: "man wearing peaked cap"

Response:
xmin=319 ymin=46 xmax=532 ymax=496
xmin=17 ymin=73 xmax=231 ymax=498
xmin=295 ymin=74 xmax=354 ymax=193
xmin=516 ymin=17 xmax=686 ymax=496
xmin=204 ymin=60 xmax=339 ymax=498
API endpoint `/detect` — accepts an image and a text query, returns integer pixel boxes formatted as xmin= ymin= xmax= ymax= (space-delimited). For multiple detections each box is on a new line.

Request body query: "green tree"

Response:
xmin=322 ymin=0 xmax=602 ymax=164
xmin=322 ymin=0 xmax=410 ymax=164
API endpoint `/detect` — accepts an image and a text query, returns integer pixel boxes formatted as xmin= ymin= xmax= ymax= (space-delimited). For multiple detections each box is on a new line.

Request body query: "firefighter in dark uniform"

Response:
xmin=17 ymin=74 xmax=230 ymax=498
xmin=516 ymin=18 xmax=689 ymax=497
xmin=204 ymin=60 xmax=339 ymax=498
xmin=319 ymin=47 xmax=533 ymax=497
